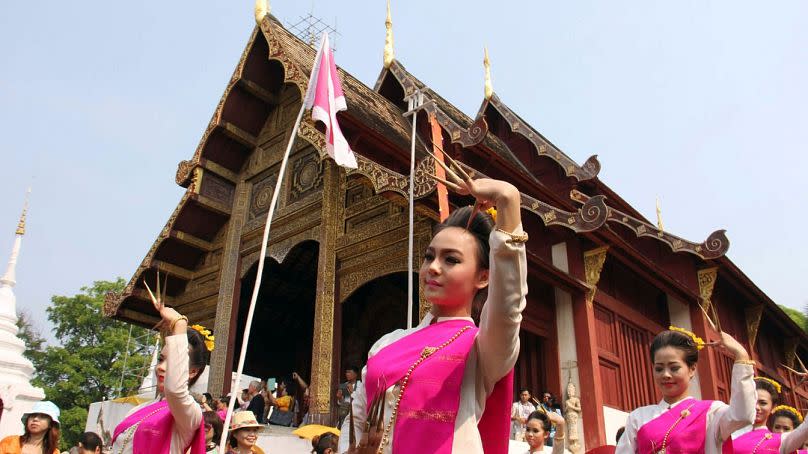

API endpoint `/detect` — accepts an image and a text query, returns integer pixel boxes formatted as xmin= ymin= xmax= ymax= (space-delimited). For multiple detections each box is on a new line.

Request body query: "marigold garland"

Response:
xmin=772 ymin=405 xmax=803 ymax=423
xmin=754 ymin=376 xmax=782 ymax=394
xmin=485 ymin=207 xmax=497 ymax=222
xmin=190 ymin=324 xmax=215 ymax=352
xmin=668 ymin=325 xmax=705 ymax=351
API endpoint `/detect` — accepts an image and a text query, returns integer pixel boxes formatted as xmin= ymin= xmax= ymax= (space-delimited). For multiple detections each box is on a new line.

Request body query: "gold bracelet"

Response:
xmin=735 ymin=359 xmax=756 ymax=366
xmin=495 ymin=228 xmax=529 ymax=244
xmin=169 ymin=315 xmax=188 ymax=332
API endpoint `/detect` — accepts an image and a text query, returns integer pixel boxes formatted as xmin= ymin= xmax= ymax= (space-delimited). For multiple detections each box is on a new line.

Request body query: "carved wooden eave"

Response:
xmin=570 ymin=189 xmax=730 ymax=260
xmin=477 ymin=93 xmax=601 ymax=182
xmin=745 ymin=304 xmax=764 ymax=348
xmin=697 ymin=267 xmax=718 ymax=315
xmin=381 ymin=61 xmax=489 ymax=148
xmin=584 ymin=246 xmax=609 ymax=307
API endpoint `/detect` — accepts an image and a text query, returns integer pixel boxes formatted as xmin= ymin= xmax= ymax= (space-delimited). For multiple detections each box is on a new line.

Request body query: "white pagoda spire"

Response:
xmin=0 ymin=189 xmax=46 ymax=438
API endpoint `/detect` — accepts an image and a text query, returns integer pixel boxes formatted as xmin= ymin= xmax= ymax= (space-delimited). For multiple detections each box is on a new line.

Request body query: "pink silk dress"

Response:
xmin=365 ymin=318 xmax=512 ymax=454
xmin=635 ymin=399 xmax=719 ymax=454
xmin=732 ymin=428 xmax=781 ymax=454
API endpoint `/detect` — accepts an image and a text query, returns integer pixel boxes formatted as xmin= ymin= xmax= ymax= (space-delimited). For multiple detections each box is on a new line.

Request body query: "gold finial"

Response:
xmin=254 ymin=0 xmax=269 ymax=25
xmin=484 ymin=47 xmax=493 ymax=100
xmin=656 ymin=196 xmax=664 ymax=233
xmin=383 ymin=0 xmax=395 ymax=68
xmin=16 ymin=188 xmax=31 ymax=236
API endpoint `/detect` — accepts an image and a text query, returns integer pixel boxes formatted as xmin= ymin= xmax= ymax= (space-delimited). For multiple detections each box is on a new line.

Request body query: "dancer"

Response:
xmin=521 ymin=410 xmax=567 ymax=454
xmin=110 ymin=274 xmax=210 ymax=453
xmin=339 ymin=156 xmax=527 ymax=454
xmin=615 ymin=326 xmax=755 ymax=454
xmin=732 ymin=378 xmax=808 ymax=454
xmin=771 ymin=404 xmax=802 ymax=433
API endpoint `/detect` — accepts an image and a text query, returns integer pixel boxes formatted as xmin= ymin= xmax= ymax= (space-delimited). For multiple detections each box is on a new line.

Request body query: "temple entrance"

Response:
xmin=234 ymin=241 xmax=318 ymax=386
xmin=515 ymin=330 xmax=548 ymax=403
xmin=339 ymin=272 xmax=418 ymax=373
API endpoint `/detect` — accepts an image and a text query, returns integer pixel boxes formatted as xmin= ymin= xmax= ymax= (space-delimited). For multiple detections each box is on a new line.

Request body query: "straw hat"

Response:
xmin=22 ymin=401 xmax=60 ymax=426
xmin=229 ymin=411 xmax=263 ymax=431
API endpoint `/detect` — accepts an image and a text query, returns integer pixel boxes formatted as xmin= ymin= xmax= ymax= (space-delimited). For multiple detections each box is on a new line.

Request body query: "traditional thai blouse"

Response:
xmin=615 ymin=363 xmax=755 ymax=454
xmin=111 ymin=334 xmax=204 ymax=454
xmin=732 ymin=419 xmax=808 ymax=454
xmin=338 ymin=227 xmax=528 ymax=454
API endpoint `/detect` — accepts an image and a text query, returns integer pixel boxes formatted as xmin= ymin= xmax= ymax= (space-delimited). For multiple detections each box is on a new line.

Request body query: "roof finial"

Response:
xmin=254 ymin=0 xmax=269 ymax=25
xmin=484 ymin=47 xmax=493 ymax=100
xmin=383 ymin=0 xmax=395 ymax=68
xmin=656 ymin=196 xmax=664 ymax=233
xmin=16 ymin=188 xmax=30 ymax=236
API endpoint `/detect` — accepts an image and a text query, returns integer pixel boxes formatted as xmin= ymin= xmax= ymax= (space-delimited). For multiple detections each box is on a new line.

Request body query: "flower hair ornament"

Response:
xmin=668 ymin=326 xmax=705 ymax=351
xmin=754 ymin=376 xmax=782 ymax=394
xmin=190 ymin=324 xmax=215 ymax=352
xmin=485 ymin=207 xmax=497 ymax=223
xmin=772 ymin=405 xmax=803 ymax=423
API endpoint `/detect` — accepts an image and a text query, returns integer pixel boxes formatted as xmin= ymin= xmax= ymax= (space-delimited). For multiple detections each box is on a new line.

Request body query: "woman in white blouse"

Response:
xmin=615 ymin=327 xmax=755 ymax=454
xmin=339 ymin=168 xmax=527 ymax=454
xmin=111 ymin=278 xmax=211 ymax=454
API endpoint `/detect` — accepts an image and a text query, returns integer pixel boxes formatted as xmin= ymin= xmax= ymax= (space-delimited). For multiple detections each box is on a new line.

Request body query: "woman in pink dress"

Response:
xmin=110 ymin=277 xmax=211 ymax=454
xmin=732 ymin=378 xmax=808 ymax=454
xmin=615 ymin=327 xmax=755 ymax=454
xmin=339 ymin=167 xmax=527 ymax=454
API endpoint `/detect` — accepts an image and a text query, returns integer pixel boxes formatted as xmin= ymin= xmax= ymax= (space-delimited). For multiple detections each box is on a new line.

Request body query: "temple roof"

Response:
xmin=103 ymin=12 xmax=808 ymax=350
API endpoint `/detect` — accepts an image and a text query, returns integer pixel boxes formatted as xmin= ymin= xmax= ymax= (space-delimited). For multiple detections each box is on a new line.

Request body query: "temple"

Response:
xmin=104 ymin=7 xmax=808 ymax=449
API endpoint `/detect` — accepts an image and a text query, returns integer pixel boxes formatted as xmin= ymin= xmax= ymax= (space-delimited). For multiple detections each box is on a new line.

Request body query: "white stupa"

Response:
xmin=0 ymin=193 xmax=46 ymax=437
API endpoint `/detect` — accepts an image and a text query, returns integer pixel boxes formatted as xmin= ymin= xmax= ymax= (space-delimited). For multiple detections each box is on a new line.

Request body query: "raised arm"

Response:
xmin=713 ymin=332 xmax=756 ymax=441
xmin=145 ymin=276 xmax=203 ymax=442
xmin=473 ymin=180 xmax=527 ymax=391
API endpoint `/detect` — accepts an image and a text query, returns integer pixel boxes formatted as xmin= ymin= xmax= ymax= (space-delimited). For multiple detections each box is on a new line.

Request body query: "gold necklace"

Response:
xmin=116 ymin=405 xmax=168 ymax=454
xmin=656 ymin=403 xmax=696 ymax=454
xmin=751 ymin=431 xmax=774 ymax=454
xmin=376 ymin=325 xmax=472 ymax=454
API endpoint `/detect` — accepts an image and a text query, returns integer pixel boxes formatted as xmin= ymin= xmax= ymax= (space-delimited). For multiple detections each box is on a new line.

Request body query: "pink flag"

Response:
xmin=303 ymin=33 xmax=358 ymax=169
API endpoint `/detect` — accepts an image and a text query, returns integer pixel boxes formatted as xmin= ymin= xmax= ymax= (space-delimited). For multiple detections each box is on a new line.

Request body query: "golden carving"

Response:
xmin=309 ymin=161 xmax=341 ymax=414
xmin=697 ymin=267 xmax=718 ymax=315
xmin=745 ymin=304 xmax=764 ymax=348
xmin=784 ymin=338 xmax=799 ymax=368
xmin=583 ymin=246 xmax=609 ymax=308
xmin=208 ymin=182 xmax=250 ymax=395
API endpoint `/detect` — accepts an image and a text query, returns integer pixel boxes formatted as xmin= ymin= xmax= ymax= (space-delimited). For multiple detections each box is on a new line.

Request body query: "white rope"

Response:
xmin=219 ymin=103 xmax=306 ymax=448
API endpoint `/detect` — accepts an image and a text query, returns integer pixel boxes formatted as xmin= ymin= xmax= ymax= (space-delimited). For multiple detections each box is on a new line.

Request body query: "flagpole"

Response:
xmin=403 ymin=91 xmax=424 ymax=329
xmin=219 ymin=102 xmax=306 ymax=448
xmin=407 ymin=107 xmax=417 ymax=329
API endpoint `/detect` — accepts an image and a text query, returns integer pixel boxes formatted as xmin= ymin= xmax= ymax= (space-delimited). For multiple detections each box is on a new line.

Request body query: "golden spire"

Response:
xmin=484 ymin=47 xmax=493 ymax=99
xmin=383 ymin=0 xmax=395 ymax=68
xmin=15 ymin=188 xmax=30 ymax=236
xmin=656 ymin=196 xmax=664 ymax=233
xmin=254 ymin=0 xmax=269 ymax=25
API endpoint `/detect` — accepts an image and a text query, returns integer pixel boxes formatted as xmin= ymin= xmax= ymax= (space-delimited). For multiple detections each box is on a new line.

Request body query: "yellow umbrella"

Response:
xmin=111 ymin=395 xmax=150 ymax=405
xmin=292 ymin=424 xmax=340 ymax=440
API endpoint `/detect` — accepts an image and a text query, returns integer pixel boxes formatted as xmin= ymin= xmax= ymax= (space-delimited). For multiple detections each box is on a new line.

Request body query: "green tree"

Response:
xmin=16 ymin=310 xmax=46 ymax=367
xmin=780 ymin=304 xmax=808 ymax=332
xmin=20 ymin=279 xmax=152 ymax=450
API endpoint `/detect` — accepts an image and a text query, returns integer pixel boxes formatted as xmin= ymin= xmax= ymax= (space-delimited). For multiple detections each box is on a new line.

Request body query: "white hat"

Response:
xmin=22 ymin=401 xmax=60 ymax=426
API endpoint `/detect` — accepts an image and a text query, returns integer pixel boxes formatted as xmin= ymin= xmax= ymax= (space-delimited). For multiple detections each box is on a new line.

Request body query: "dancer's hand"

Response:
xmin=144 ymin=271 xmax=187 ymax=335
xmin=428 ymin=153 xmax=521 ymax=232
xmin=547 ymin=411 xmax=565 ymax=427
xmin=714 ymin=331 xmax=749 ymax=361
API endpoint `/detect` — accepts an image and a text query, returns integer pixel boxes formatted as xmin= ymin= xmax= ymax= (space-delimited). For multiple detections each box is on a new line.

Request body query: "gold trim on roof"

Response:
xmin=384 ymin=0 xmax=395 ymax=68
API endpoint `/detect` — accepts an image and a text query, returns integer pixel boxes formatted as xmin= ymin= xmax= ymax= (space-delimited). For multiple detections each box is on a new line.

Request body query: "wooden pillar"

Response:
xmin=308 ymin=160 xmax=342 ymax=423
xmin=568 ymin=241 xmax=607 ymax=448
xmin=208 ymin=181 xmax=249 ymax=396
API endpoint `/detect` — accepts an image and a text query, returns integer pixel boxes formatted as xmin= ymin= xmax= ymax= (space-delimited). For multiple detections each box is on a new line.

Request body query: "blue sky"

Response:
xmin=1 ymin=1 xmax=806 ymax=342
